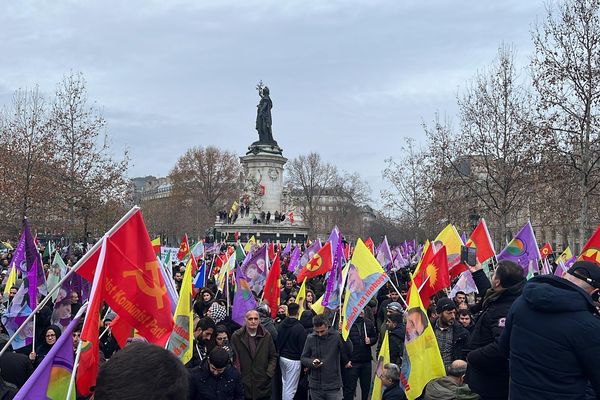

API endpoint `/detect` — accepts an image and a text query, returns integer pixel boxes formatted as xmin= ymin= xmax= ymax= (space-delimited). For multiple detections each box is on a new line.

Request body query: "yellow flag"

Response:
xmin=244 ymin=235 xmax=256 ymax=252
xmin=3 ymin=266 xmax=16 ymax=297
xmin=166 ymin=256 xmax=194 ymax=364
xmin=311 ymin=295 xmax=326 ymax=315
xmin=341 ymin=238 xmax=388 ymax=340
xmin=557 ymin=247 xmax=573 ymax=264
xmin=296 ymin=278 xmax=307 ymax=315
xmin=401 ymin=277 xmax=446 ymax=400
xmin=434 ymin=224 xmax=463 ymax=267
xmin=371 ymin=330 xmax=390 ymax=400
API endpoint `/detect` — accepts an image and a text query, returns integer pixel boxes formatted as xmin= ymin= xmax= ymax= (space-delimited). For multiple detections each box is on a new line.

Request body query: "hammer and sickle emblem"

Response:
xmin=122 ymin=260 xmax=167 ymax=309
xmin=306 ymin=255 xmax=322 ymax=272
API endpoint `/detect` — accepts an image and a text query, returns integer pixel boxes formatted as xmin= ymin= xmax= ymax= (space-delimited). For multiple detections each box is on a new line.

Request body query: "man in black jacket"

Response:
xmin=497 ymin=261 xmax=600 ymax=400
xmin=432 ymin=297 xmax=469 ymax=368
xmin=386 ymin=313 xmax=405 ymax=366
xmin=342 ymin=310 xmax=377 ymax=400
xmin=301 ymin=315 xmax=353 ymax=400
xmin=276 ymin=303 xmax=307 ymax=400
xmin=189 ymin=347 xmax=245 ymax=400
xmin=466 ymin=259 xmax=525 ymax=400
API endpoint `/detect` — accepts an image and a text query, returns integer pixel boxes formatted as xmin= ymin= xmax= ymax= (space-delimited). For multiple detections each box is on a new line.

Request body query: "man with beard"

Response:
xmin=432 ymin=297 xmax=469 ymax=368
xmin=186 ymin=317 xmax=216 ymax=369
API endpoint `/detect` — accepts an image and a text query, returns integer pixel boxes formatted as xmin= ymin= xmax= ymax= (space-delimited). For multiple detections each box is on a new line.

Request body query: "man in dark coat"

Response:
xmin=386 ymin=313 xmax=405 ymax=366
xmin=465 ymin=260 xmax=525 ymax=400
xmin=189 ymin=347 xmax=244 ymax=400
xmin=342 ymin=310 xmax=377 ymax=400
xmin=301 ymin=315 xmax=353 ymax=400
xmin=231 ymin=309 xmax=278 ymax=400
xmin=497 ymin=261 xmax=600 ymax=400
xmin=380 ymin=363 xmax=407 ymax=400
xmin=276 ymin=303 xmax=307 ymax=400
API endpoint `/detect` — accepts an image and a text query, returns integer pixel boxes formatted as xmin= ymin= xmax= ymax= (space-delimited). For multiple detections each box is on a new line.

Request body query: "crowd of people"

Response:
xmin=0 ymin=239 xmax=599 ymax=400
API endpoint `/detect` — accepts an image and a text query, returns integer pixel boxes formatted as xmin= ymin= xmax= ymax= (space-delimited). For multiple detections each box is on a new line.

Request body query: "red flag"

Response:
xmin=297 ymin=241 xmax=333 ymax=283
xmin=466 ymin=218 xmax=496 ymax=263
xmin=177 ymin=234 xmax=190 ymax=260
xmin=234 ymin=231 xmax=239 ymax=242
xmin=109 ymin=315 xmax=134 ymax=349
xmin=288 ymin=212 xmax=295 ymax=224
xmin=580 ymin=225 xmax=600 ymax=263
xmin=263 ymin=253 xmax=281 ymax=318
xmin=540 ymin=242 xmax=553 ymax=259
xmin=76 ymin=210 xmax=174 ymax=346
xmin=413 ymin=246 xmax=450 ymax=308
xmin=268 ymin=242 xmax=275 ymax=262
xmin=364 ymin=237 xmax=375 ymax=255
xmin=344 ymin=243 xmax=350 ymax=260
xmin=76 ymin=237 xmax=107 ymax=396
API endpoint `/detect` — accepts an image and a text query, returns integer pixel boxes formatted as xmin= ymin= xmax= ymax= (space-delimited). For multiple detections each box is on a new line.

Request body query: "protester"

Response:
xmin=381 ymin=363 xmax=407 ymax=400
xmin=386 ymin=313 xmax=405 ymax=366
xmin=188 ymin=347 xmax=245 ymax=400
xmin=453 ymin=291 xmax=467 ymax=306
xmin=301 ymin=315 xmax=353 ymax=400
xmin=231 ymin=309 xmax=278 ymax=400
xmin=194 ymin=289 xmax=215 ymax=318
xmin=466 ymin=260 xmax=525 ymax=400
xmin=94 ymin=342 xmax=189 ymax=400
xmin=457 ymin=310 xmax=474 ymax=332
xmin=343 ymin=310 xmax=377 ymax=400
xmin=422 ymin=360 xmax=479 ymax=400
xmin=377 ymin=290 xmax=402 ymax=329
xmin=276 ymin=302 xmax=307 ymax=400
xmin=0 ymin=347 xmax=33 ymax=388
xmin=257 ymin=304 xmax=278 ymax=341
xmin=187 ymin=316 xmax=216 ymax=368
xmin=29 ymin=325 xmax=61 ymax=367
xmin=376 ymin=301 xmax=403 ymax=354
xmin=497 ymin=261 xmax=600 ymax=399
xmin=433 ymin=297 xmax=469 ymax=368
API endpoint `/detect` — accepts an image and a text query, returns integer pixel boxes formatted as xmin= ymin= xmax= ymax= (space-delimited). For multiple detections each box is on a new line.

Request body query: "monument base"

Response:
xmin=215 ymin=219 xmax=309 ymax=244
xmin=247 ymin=141 xmax=283 ymax=156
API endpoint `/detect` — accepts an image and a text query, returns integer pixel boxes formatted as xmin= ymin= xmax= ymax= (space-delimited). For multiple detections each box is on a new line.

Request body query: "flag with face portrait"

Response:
xmin=341 ymin=239 xmax=389 ymax=340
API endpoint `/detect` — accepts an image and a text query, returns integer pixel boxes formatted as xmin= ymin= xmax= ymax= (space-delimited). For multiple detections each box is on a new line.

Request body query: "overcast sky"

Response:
xmin=0 ymin=1 xmax=546 ymax=206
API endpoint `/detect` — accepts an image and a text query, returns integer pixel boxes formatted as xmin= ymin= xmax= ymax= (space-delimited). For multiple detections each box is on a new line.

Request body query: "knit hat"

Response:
xmin=568 ymin=261 xmax=600 ymax=288
xmin=209 ymin=347 xmax=229 ymax=369
xmin=386 ymin=302 xmax=403 ymax=313
xmin=436 ymin=297 xmax=456 ymax=314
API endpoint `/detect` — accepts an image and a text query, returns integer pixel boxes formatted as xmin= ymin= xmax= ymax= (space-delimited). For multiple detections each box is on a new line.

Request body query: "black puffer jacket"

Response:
xmin=466 ymin=270 xmax=525 ymax=400
xmin=188 ymin=361 xmax=244 ymax=400
xmin=276 ymin=317 xmax=307 ymax=360
xmin=347 ymin=316 xmax=377 ymax=363
xmin=497 ymin=275 xmax=600 ymax=400
xmin=388 ymin=325 xmax=405 ymax=366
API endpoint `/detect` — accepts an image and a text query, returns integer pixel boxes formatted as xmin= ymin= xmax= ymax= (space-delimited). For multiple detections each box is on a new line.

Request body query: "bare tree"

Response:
xmin=451 ymin=45 xmax=539 ymax=242
xmin=51 ymin=72 xmax=129 ymax=242
xmin=286 ymin=152 xmax=339 ymax=235
xmin=0 ymin=87 xmax=56 ymax=235
xmin=168 ymin=146 xmax=242 ymax=238
xmin=382 ymin=137 xmax=432 ymax=240
xmin=531 ymin=0 xmax=600 ymax=246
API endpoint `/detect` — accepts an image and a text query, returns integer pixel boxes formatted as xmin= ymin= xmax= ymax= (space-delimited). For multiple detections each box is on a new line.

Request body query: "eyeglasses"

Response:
xmin=46 ymin=333 xmax=56 ymax=338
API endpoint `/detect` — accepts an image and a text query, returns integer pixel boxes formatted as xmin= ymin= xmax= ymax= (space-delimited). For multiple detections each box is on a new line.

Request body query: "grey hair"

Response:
xmin=383 ymin=363 xmax=400 ymax=383
xmin=447 ymin=361 xmax=468 ymax=377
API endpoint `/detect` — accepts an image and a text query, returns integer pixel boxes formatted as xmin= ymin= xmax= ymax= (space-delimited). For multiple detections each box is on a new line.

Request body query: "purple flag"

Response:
xmin=328 ymin=226 xmax=341 ymax=252
xmin=461 ymin=232 xmax=468 ymax=245
xmin=240 ymin=246 xmax=267 ymax=295
xmin=375 ymin=236 xmax=393 ymax=273
xmin=1 ymin=282 xmax=34 ymax=349
xmin=322 ymin=239 xmax=343 ymax=308
xmin=14 ymin=306 xmax=85 ymax=400
xmin=12 ymin=219 xmax=46 ymax=307
xmin=497 ymin=222 xmax=542 ymax=273
xmin=449 ymin=271 xmax=478 ymax=298
xmin=391 ymin=246 xmax=408 ymax=270
xmin=281 ymin=241 xmax=292 ymax=257
xmin=232 ymin=269 xmax=258 ymax=325
xmin=287 ymin=246 xmax=301 ymax=273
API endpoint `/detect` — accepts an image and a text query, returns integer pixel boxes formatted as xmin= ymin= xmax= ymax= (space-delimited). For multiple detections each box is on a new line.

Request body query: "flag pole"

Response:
xmin=31 ymin=314 xmax=36 ymax=354
xmin=67 ymin=339 xmax=83 ymax=399
xmin=0 ymin=206 xmax=140 ymax=357
xmin=387 ymin=276 xmax=409 ymax=309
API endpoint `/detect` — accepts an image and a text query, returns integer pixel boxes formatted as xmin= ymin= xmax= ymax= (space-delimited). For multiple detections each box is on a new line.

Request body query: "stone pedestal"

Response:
xmin=240 ymin=151 xmax=287 ymax=215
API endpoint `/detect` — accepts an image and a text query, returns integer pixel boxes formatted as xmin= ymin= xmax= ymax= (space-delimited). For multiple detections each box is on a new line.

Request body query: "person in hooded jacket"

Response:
xmin=342 ymin=310 xmax=377 ymax=400
xmin=465 ymin=260 xmax=525 ymax=400
xmin=276 ymin=303 xmax=307 ymax=400
xmin=29 ymin=325 xmax=61 ymax=368
xmin=496 ymin=261 xmax=600 ymax=400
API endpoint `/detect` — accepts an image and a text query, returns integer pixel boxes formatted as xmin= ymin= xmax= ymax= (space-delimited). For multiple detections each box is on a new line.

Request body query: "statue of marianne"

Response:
xmin=256 ymin=82 xmax=274 ymax=143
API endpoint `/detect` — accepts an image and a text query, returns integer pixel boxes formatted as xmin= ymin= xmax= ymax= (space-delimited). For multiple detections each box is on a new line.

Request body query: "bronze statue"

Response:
xmin=256 ymin=82 xmax=274 ymax=143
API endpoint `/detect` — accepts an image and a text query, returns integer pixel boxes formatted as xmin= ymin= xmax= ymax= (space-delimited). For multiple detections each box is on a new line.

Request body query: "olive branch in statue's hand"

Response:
xmin=256 ymin=80 xmax=265 ymax=94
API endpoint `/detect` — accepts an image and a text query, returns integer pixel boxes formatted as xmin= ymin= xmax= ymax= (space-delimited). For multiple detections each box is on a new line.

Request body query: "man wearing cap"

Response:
xmin=376 ymin=301 xmax=403 ymax=355
xmin=189 ymin=347 xmax=244 ymax=400
xmin=432 ymin=297 xmax=469 ymax=368
xmin=497 ymin=261 xmax=600 ymax=399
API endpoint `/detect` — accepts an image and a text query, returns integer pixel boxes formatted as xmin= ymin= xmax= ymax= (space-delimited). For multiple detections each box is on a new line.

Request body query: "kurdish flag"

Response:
xmin=296 ymin=278 xmax=307 ymax=316
xmin=371 ymin=330 xmax=390 ymax=400
xmin=497 ymin=222 xmax=541 ymax=273
xmin=14 ymin=305 xmax=86 ymax=400
xmin=151 ymin=236 xmax=161 ymax=256
xmin=400 ymin=277 xmax=445 ymax=400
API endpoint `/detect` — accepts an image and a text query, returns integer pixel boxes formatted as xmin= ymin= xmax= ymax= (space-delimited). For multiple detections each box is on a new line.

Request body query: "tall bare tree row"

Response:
xmin=0 ymin=73 xmax=129 ymax=241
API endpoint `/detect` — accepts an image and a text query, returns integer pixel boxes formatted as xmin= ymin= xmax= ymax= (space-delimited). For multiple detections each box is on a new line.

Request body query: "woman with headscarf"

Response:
xmin=193 ymin=289 xmax=214 ymax=318
xmin=29 ymin=325 xmax=61 ymax=368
